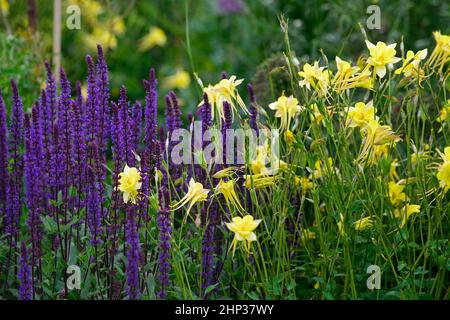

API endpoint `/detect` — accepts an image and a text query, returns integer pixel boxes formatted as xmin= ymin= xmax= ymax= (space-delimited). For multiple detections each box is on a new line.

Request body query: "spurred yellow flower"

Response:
xmin=333 ymin=57 xmax=373 ymax=92
xmin=346 ymin=101 xmax=375 ymax=128
xmin=394 ymin=204 xmax=420 ymax=227
xmin=201 ymin=76 xmax=248 ymax=121
xmin=427 ymin=31 xmax=450 ymax=72
xmin=298 ymin=61 xmax=331 ymax=96
xmin=163 ymin=70 xmax=191 ymax=89
xmin=365 ymin=40 xmax=401 ymax=78
xmin=118 ymin=165 xmax=142 ymax=204
xmin=388 ymin=181 xmax=406 ymax=206
xmin=437 ymin=100 xmax=450 ymax=123
xmin=171 ymin=178 xmax=210 ymax=223
xmin=226 ymin=215 xmax=262 ymax=254
xmin=395 ymin=49 xmax=428 ymax=79
xmin=295 ymin=176 xmax=314 ymax=192
xmin=244 ymin=174 xmax=277 ymax=190
xmin=436 ymin=147 xmax=450 ymax=192
xmin=138 ymin=27 xmax=167 ymax=52
xmin=216 ymin=179 xmax=245 ymax=213
xmin=269 ymin=95 xmax=302 ymax=131
xmin=311 ymin=158 xmax=333 ymax=180
xmin=353 ymin=216 xmax=374 ymax=231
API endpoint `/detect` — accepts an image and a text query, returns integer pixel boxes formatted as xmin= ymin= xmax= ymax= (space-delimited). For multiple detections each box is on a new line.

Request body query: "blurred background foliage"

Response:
xmin=0 ymin=0 xmax=448 ymax=115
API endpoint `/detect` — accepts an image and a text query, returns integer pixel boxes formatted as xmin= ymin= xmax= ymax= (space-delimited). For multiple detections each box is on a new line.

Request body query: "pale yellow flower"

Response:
xmin=216 ymin=179 xmax=245 ymax=213
xmin=436 ymin=147 xmax=450 ymax=192
xmin=163 ymin=70 xmax=191 ymax=89
xmin=269 ymin=95 xmax=302 ymax=131
xmin=436 ymin=100 xmax=450 ymax=123
xmin=298 ymin=61 xmax=331 ymax=96
xmin=171 ymin=178 xmax=210 ymax=223
xmin=395 ymin=49 xmax=428 ymax=80
xmin=346 ymin=101 xmax=375 ymax=128
xmin=388 ymin=181 xmax=406 ymax=206
xmin=118 ymin=165 xmax=142 ymax=204
xmin=138 ymin=27 xmax=167 ymax=52
xmin=226 ymin=215 xmax=262 ymax=254
xmin=365 ymin=40 xmax=401 ymax=78
xmin=353 ymin=216 xmax=374 ymax=231
xmin=427 ymin=31 xmax=450 ymax=72
xmin=394 ymin=204 xmax=420 ymax=227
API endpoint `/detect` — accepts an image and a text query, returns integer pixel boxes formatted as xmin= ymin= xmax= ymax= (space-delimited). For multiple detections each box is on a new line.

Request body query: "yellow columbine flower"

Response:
xmin=365 ymin=40 xmax=401 ymax=78
xmin=394 ymin=204 xmax=420 ymax=227
xmin=310 ymin=103 xmax=326 ymax=124
xmin=118 ymin=165 xmax=142 ymax=204
xmin=201 ymin=76 xmax=248 ymax=121
xmin=437 ymin=100 xmax=450 ymax=123
xmin=311 ymin=158 xmax=333 ymax=180
xmin=389 ymin=159 xmax=400 ymax=181
xmin=346 ymin=101 xmax=375 ymax=128
xmin=353 ymin=216 xmax=374 ymax=231
xmin=333 ymin=57 xmax=373 ymax=92
xmin=269 ymin=95 xmax=302 ymax=131
xmin=138 ymin=27 xmax=167 ymax=52
xmin=388 ymin=181 xmax=406 ymax=206
xmin=295 ymin=176 xmax=314 ymax=192
xmin=298 ymin=61 xmax=331 ymax=96
xmin=244 ymin=174 xmax=277 ymax=190
xmin=171 ymin=178 xmax=210 ymax=223
xmin=163 ymin=70 xmax=191 ymax=89
xmin=226 ymin=215 xmax=262 ymax=254
xmin=427 ymin=31 xmax=450 ymax=72
xmin=436 ymin=147 xmax=450 ymax=192
xmin=213 ymin=166 xmax=240 ymax=179
xmin=395 ymin=49 xmax=428 ymax=79
xmin=284 ymin=130 xmax=295 ymax=145
xmin=216 ymin=179 xmax=245 ymax=213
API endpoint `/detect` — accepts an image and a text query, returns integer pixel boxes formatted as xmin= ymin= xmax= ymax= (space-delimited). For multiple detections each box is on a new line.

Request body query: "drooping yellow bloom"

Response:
xmin=388 ymin=181 xmax=406 ymax=206
xmin=269 ymin=95 xmax=302 ymax=131
xmin=436 ymin=147 xmax=450 ymax=192
xmin=216 ymin=179 xmax=245 ymax=213
xmin=353 ymin=216 xmax=374 ymax=231
xmin=163 ymin=70 xmax=191 ymax=89
xmin=436 ymin=100 xmax=450 ymax=123
xmin=200 ymin=76 xmax=248 ymax=121
xmin=365 ymin=40 xmax=401 ymax=78
xmin=295 ymin=176 xmax=314 ymax=192
xmin=346 ymin=101 xmax=375 ymax=128
xmin=311 ymin=158 xmax=333 ymax=180
xmin=310 ymin=103 xmax=325 ymax=124
xmin=226 ymin=215 xmax=262 ymax=254
xmin=395 ymin=49 xmax=428 ymax=81
xmin=332 ymin=57 xmax=373 ymax=92
xmin=171 ymin=178 xmax=210 ymax=223
xmin=394 ymin=204 xmax=420 ymax=227
xmin=284 ymin=130 xmax=295 ymax=145
xmin=138 ymin=27 xmax=167 ymax=52
xmin=244 ymin=174 xmax=277 ymax=190
xmin=427 ymin=31 xmax=450 ymax=72
xmin=298 ymin=61 xmax=331 ymax=96
xmin=118 ymin=165 xmax=142 ymax=204
xmin=389 ymin=159 xmax=400 ymax=181
xmin=213 ymin=166 xmax=240 ymax=179
xmin=358 ymin=119 xmax=401 ymax=164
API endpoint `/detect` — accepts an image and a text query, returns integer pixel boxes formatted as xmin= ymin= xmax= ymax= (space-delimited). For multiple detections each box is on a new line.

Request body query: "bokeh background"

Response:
xmin=0 ymin=0 xmax=448 ymax=116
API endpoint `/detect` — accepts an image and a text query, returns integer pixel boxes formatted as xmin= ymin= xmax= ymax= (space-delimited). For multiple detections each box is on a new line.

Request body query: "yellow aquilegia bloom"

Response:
xmin=226 ymin=215 xmax=262 ymax=254
xmin=200 ymin=76 xmax=249 ymax=121
xmin=244 ymin=174 xmax=277 ymax=190
xmin=298 ymin=61 xmax=331 ymax=96
xmin=394 ymin=204 xmax=421 ymax=227
xmin=388 ymin=181 xmax=406 ymax=206
xmin=216 ymin=179 xmax=245 ymax=214
xmin=295 ymin=176 xmax=314 ymax=192
xmin=118 ymin=165 xmax=142 ymax=204
xmin=346 ymin=101 xmax=375 ymax=128
xmin=436 ymin=147 xmax=450 ymax=192
xmin=138 ymin=27 xmax=167 ymax=52
xmin=163 ymin=70 xmax=191 ymax=89
xmin=427 ymin=31 xmax=450 ymax=72
xmin=333 ymin=56 xmax=373 ymax=92
xmin=311 ymin=158 xmax=333 ymax=180
xmin=353 ymin=216 xmax=374 ymax=231
xmin=395 ymin=49 xmax=428 ymax=80
xmin=365 ymin=40 xmax=401 ymax=78
xmin=171 ymin=178 xmax=210 ymax=223
xmin=269 ymin=94 xmax=302 ymax=131
xmin=437 ymin=100 xmax=450 ymax=123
